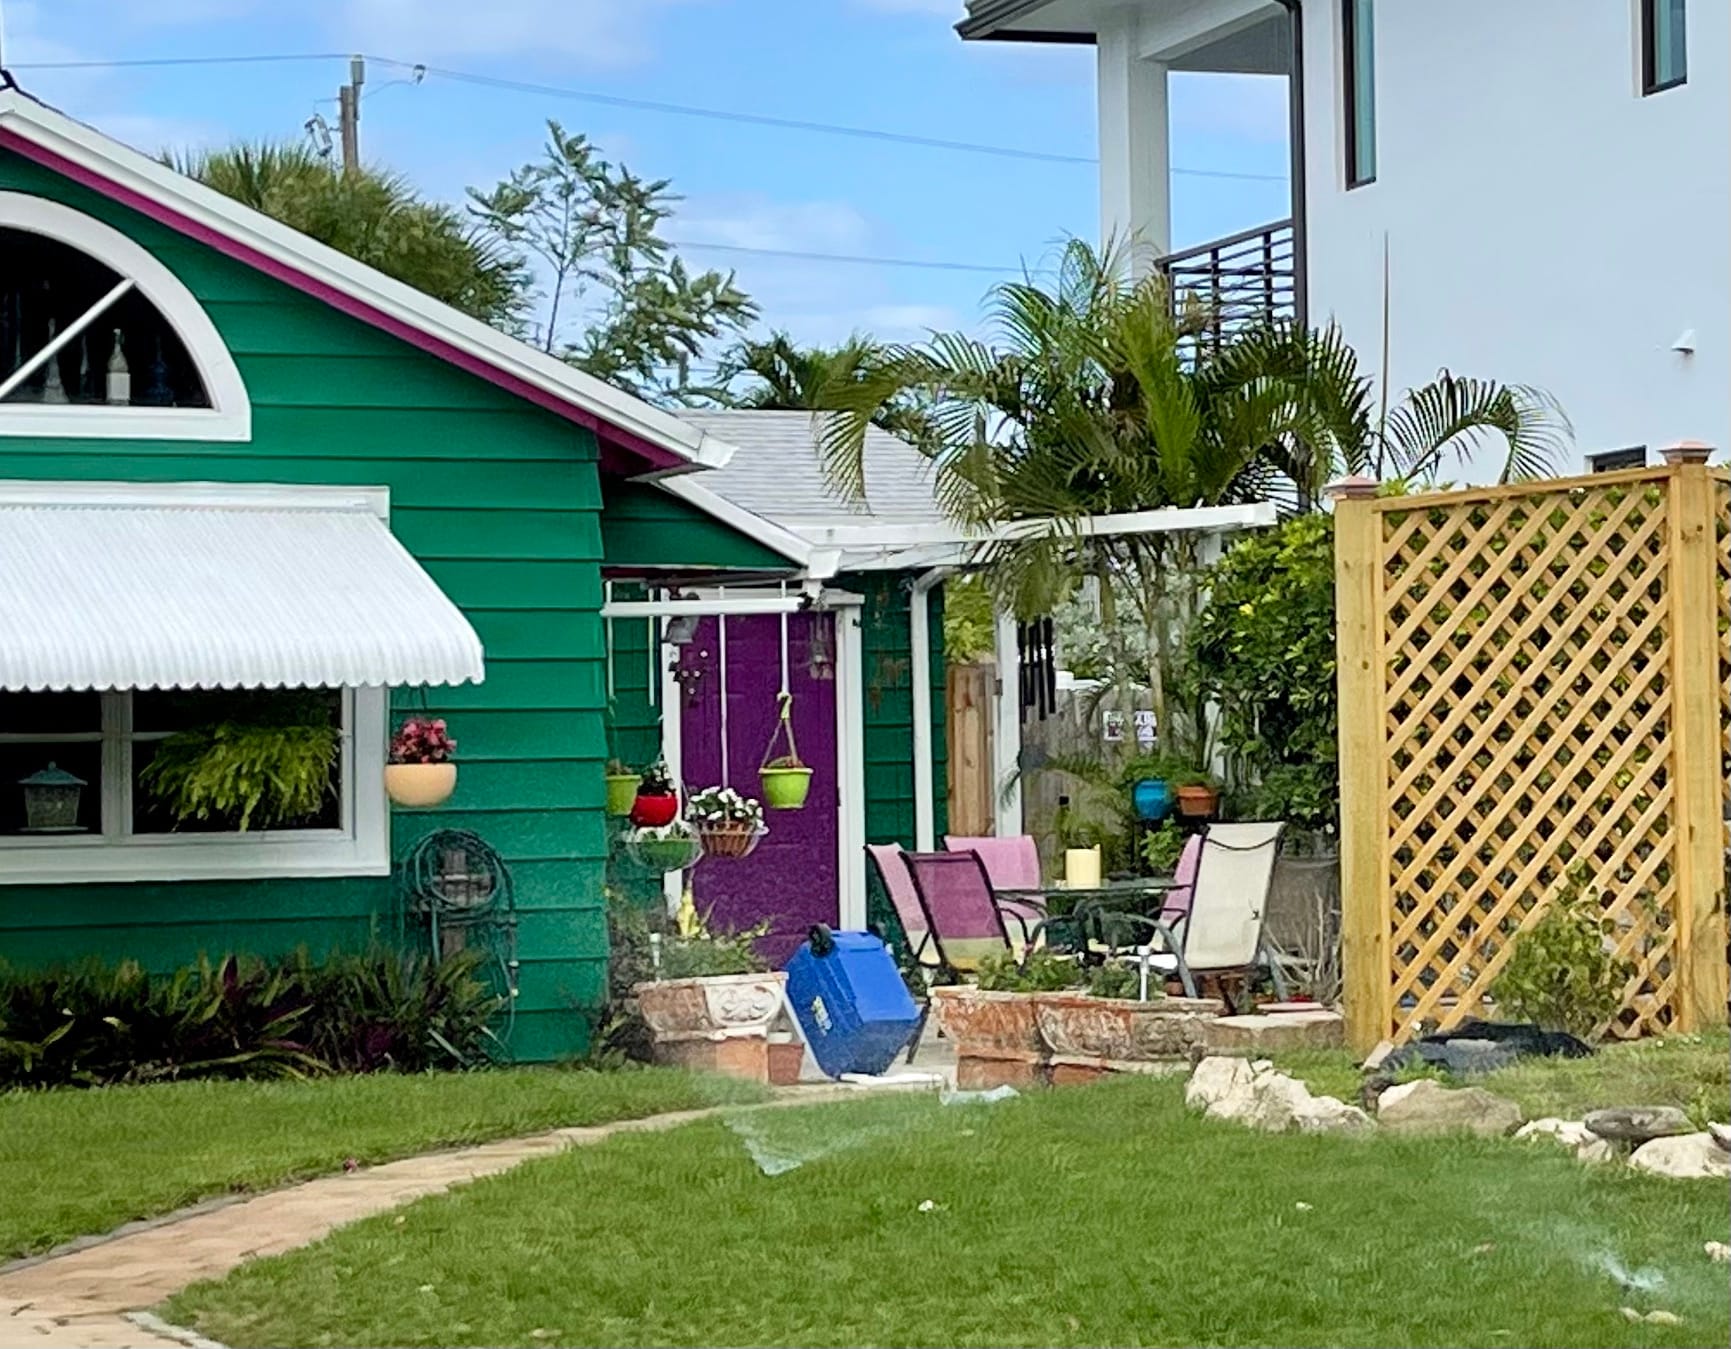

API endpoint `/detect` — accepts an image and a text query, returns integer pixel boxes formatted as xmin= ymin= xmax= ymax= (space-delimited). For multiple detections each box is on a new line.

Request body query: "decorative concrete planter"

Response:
xmin=1034 ymin=993 xmax=1223 ymax=1062
xmin=633 ymin=971 xmax=788 ymax=1039
xmin=384 ymin=762 xmax=456 ymax=808
xmin=930 ymin=985 xmax=1044 ymax=1056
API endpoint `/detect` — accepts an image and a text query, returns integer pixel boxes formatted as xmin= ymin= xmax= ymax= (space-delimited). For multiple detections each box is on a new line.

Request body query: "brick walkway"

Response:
xmin=0 ymin=1097 xmax=828 ymax=1348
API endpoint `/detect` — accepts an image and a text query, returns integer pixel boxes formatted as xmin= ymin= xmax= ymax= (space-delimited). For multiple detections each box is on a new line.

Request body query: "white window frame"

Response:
xmin=0 ymin=687 xmax=387 ymax=885
xmin=0 ymin=191 xmax=252 ymax=441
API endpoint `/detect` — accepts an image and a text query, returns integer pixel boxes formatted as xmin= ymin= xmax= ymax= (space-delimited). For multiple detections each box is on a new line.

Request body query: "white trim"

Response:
xmin=0 ymin=478 xmax=389 ymax=518
xmin=0 ymin=686 xmax=388 ymax=885
xmin=790 ymin=502 xmax=1279 ymax=552
xmin=0 ymin=191 xmax=252 ymax=441
xmin=909 ymin=567 xmax=952 ymax=852
xmin=658 ymin=611 xmax=684 ymax=916
xmin=835 ymin=604 xmax=867 ymax=930
xmin=0 ymin=94 xmax=734 ymax=472
xmin=603 ymin=592 xmax=863 ymax=620
xmin=993 ymin=609 xmax=1024 ymax=836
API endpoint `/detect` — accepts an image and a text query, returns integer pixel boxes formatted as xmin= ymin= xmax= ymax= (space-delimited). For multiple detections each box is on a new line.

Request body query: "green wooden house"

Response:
xmin=0 ymin=92 xmax=976 ymax=1058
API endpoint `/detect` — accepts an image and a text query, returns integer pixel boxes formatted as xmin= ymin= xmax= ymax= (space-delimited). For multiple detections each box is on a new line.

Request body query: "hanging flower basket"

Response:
xmin=686 ymin=785 xmax=766 ymax=863
xmin=625 ymin=821 xmax=702 ymax=874
xmin=630 ymin=760 xmax=680 ymax=828
xmin=697 ymin=819 xmax=766 ymax=860
xmin=604 ymin=762 xmax=642 ymax=817
xmin=759 ymin=758 xmax=812 ymax=810
xmin=386 ymin=718 xmax=457 ymax=808
xmin=758 ymin=692 xmax=813 ymax=811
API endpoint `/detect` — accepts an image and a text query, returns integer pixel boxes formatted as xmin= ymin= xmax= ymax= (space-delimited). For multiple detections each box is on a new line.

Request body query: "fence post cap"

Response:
xmin=1660 ymin=440 xmax=1714 ymax=466
xmin=1324 ymin=475 xmax=1380 ymax=501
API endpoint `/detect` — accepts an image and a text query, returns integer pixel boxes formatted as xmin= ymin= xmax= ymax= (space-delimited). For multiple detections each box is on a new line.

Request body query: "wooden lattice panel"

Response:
xmin=1378 ymin=480 xmax=1680 ymax=1040
xmin=1719 ymin=478 xmax=1730 ymax=848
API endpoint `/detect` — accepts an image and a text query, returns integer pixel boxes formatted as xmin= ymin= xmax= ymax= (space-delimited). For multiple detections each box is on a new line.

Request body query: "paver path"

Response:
xmin=0 ymin=1093 xmax=845 ymax=1348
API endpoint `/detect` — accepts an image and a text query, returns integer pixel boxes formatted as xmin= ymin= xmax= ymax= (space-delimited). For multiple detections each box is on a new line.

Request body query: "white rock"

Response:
xmin=1514 ymin=1117 xmax=1615 ymax=1163
xmin=1376 ymin=1079 xmax=1524 ymax=1136
xmin=1644 ymin=1310 xmax=1682 ymax=1326
xmin=1294 ymin=1094 xmax=1377 ymax=1135
xmin=1186 ymin=1056 xmax=1253 ymax=1113
xmin=1243 ymin=1071 xmax=1316 ymax=1131
xmin=1376 ymin=1079 xmax=1425 ymax=1111
xmin=1628 ymin=1133 xmax=1731 ymax=1181
xmin=1708 ymin=1122 xmax=1731 ymax=1153
xmin=1251 ymin=1059 xmax=1274 ymax=1074
xmin=1704 ymin=1241 xmax=1730 ymax=1263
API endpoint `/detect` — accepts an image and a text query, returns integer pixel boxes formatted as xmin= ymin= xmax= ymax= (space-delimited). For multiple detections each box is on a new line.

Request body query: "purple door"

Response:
xmin=678 ymin=612 xmax=839 ymax=963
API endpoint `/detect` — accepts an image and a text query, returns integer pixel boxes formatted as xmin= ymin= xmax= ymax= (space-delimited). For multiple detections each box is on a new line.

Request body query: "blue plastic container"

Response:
xmin=783 ymin=930 xmax=921 ymax=1079
xmin=1132 ymin=778 xmax=1171 ymax=822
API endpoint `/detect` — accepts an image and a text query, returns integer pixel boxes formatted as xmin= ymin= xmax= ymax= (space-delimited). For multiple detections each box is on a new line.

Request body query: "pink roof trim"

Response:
xmin=0 ymin=127 xmax=685 ymax=473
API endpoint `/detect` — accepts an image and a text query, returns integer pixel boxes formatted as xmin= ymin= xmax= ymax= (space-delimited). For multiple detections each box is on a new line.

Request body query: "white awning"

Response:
xmin=0 ymin=483 xmax=485 ymax=692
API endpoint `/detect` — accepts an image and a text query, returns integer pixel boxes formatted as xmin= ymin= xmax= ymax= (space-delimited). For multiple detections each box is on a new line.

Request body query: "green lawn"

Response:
xmin=1275 ymin=1030 xmax=1731 ymax=1123
xmin=0 ymin=1068 xmax=764 ymax=1260
xmin=167 ymin=1078 xmax=1731 ymax=1349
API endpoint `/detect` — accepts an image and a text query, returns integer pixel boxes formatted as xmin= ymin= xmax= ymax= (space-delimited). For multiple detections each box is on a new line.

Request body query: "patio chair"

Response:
xmin=904 ymin=850 xmax=1041 ymax=975
xmin=865 ymin=843 xmax=938 ymax=972
xmin=942 ymin=833 xmax=1045 ymax=937
xmin=1101 ymin=822 xmax=1290 ymax=1004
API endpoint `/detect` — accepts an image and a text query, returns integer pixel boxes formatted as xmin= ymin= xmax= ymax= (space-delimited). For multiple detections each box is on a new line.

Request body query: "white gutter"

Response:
xmin=602 ymin=591 xmax=863 ymax=619
xmin=909 ymin=566 xmax=955 ymax=851
xmin=791 ymin=501 xmax=1277 ymax=552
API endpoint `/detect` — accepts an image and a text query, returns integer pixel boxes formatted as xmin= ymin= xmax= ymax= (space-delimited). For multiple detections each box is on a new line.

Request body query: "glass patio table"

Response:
xmin=995 ymin=877 xmax=1180 ymax=952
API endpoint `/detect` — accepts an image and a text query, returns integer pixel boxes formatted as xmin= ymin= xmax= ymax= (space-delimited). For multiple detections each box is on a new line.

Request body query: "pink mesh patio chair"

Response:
xmin=904 ymin=850 xmax=1041 ymax=976
xmin=943 ymin=833 xmax=1045 ymax=936
xmin=865 ymin=843 xmax=937 ymax=971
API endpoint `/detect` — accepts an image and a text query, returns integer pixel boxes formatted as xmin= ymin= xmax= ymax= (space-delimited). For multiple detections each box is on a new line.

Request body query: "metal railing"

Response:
xmin=1157 ymin=218 xmax=1296 ymax=354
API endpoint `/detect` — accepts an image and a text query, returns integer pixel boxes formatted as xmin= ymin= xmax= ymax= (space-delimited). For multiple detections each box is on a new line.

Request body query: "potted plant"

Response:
xmin=686 ymin=785 xmax=766 ymax=859
xmin=632 ymin=912 xmax=786 ymax=1082
xmin=629 ymin=760 xmax=680 ymax=828
xmin=1034 ymin=963 xmax=1223 ymax=1063
xmin=144 ymin=719 xmax=342 ymax=826
xmin=385 ymin=717 xmax=457 ymax=807
xmin=624 ymin=819 xmax=702 ymax=874
xmin=929 ymin=950 xmax=1077 ymax=1058
xmin=604 ymin=759 xmax=641 ymax=817
xmin=759 ymin=754 xmax=813 ymax=810
xmin=1173 ymin=771 xmax=1221 ymax=820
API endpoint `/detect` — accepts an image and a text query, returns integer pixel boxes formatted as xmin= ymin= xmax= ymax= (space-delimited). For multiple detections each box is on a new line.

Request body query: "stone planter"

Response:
xmin=633 ymin=971 xmax=788 ymax=1039
xmin=1034 ymin=993 xmax=1223 ymax=1062
xmin=929 ymin=985 xmax=1043 ymax=1056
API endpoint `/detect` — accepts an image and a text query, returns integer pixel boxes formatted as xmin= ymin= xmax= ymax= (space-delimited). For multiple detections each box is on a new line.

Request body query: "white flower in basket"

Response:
xmin=686 ymin=785 xmax=766 ymax=859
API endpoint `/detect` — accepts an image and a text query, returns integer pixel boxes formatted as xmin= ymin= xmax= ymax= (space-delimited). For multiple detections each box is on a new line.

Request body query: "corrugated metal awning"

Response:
xmin=0 ymin=485 xmax=485 ymax=691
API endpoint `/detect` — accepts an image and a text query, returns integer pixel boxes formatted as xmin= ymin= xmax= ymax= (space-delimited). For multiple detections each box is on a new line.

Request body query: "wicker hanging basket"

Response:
xmin=697 ymin=819 xmax=765 ymax=860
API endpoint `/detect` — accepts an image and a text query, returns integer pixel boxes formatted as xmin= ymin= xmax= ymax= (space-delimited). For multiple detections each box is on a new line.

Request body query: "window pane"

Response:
xmin=1651 ymin=0 xmax=1686 ymax=88
xmin=133 ymin=688 xmax=343 ymax=834
xmin=0 ymin=690 xmax=101 ymax=737
xmin=1346 ymin=0 xmax=1377 ymax=185
xmin=0 ymin=741 xmax=102 ymax=835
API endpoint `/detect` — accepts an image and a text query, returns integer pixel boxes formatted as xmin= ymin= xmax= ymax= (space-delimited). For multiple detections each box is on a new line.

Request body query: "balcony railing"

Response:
xmin=1157 ymin=218 xmax=1296 ymax=355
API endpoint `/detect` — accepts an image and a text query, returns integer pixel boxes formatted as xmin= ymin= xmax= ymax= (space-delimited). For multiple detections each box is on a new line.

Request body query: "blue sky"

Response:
xmin=3 ymin=0 xmax=1290 ymax=357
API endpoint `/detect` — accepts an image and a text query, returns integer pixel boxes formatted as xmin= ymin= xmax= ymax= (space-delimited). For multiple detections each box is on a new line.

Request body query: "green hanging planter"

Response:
xmin=759 ymin=762 xmax=812 ymax=811
xmin=604 ymin=772 xmax=642 ymax=817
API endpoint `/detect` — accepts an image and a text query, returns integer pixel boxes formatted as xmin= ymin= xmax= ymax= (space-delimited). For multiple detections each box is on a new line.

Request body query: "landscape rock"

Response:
xmin=1706 ymin=1122 xmax=1730 ymax=1153
xmin=1704 ymin=1241 xmax=1730 ymax=1263
xmin=1185 ymin=1055 xmax=1254 ymax=1113
xmin=1376 ymin=1079 xmax=1524 ymax=1136
xmin=1583 ymin=1106 xmax=1692 ymax=1145
xmin=1202 ymin=1009 xmax=1344 ymax=1053
xmin=1243 ymin=1071 xmax=1316 ymax=1131
xmin=1513 ymin=1117 xmax=1615 ymax=1163
xmin=1627 ymin=1133 xmax=1731 ymax=1181
xmin=1293 ymin=1094 xmax=1377 ymax=1135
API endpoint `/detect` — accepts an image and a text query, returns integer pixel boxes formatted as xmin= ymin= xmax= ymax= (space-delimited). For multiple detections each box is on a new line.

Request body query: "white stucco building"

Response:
xmin=958 ymin=0 xmax=1728 ymax=473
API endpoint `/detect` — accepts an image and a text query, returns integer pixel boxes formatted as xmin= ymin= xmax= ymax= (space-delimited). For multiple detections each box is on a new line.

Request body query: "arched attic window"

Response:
xmin=0 ymin=192 xmax=250 ymax=440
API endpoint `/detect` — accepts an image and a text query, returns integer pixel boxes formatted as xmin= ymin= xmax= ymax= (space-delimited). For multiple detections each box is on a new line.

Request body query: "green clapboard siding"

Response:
xmin=0 ymin=151 xmax=611 ymax=1062
xmin=853 ymin=574 xmax=949 ymax=847
xmin=600 ymin=478 xmax=793 ymax=571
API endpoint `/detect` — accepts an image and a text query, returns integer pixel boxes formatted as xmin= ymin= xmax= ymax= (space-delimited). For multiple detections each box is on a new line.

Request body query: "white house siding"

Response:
xmin=1299 ymin=0 xmax=1729 ymax=473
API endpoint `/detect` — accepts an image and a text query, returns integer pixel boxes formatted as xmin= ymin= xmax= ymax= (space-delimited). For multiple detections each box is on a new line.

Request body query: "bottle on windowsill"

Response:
xmin=106 ymin=328 xmax=130 ymax=405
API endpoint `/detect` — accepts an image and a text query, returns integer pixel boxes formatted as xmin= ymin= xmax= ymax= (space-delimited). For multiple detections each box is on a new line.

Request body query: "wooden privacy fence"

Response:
xmin=945 ymin=662 xmax=996 ymax=838
xmin=1333 ymin=456 xmax=1729 ymax=1051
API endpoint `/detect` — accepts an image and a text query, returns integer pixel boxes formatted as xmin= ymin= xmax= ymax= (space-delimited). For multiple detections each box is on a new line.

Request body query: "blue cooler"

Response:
xmin=783 ymin=928 xmax=921 ymax=1078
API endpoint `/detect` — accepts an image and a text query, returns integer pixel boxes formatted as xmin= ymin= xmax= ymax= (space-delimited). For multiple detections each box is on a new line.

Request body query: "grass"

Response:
xmin=0 ymin=1067 xmax=764 ymax=1261
xmin=167 ymin=1078 xmax=1731 ymax=1349
xmin=1275 ymin=1030 xmax=1731 ymax=1123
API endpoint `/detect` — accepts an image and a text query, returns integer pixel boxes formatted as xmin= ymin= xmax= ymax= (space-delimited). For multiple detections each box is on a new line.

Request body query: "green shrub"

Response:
xmin=1491 ymin=867 xmax=1634 ymax=1039
xmin=0 ymin=947 xmax=502 ymax=1088
xmin=1139 ymin=821 xmax=1186 ymax=873
xmin=975 ymin=949 xmax=1080 ymax=993
xmin=1084 ymin=963 xmax=1147 ymax=1000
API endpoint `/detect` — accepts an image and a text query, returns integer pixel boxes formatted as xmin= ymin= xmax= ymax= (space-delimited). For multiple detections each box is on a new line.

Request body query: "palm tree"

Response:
xmin=817 ymin=239 xmax=1570 ymax=744
xmin=169 ymin=144 xmax=528 ymax=331
xmin=696 ymin=330 xmax=934 ymax=444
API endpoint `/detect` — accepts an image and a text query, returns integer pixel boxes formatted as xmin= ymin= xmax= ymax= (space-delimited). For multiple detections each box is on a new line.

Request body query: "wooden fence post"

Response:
xmin=1329 ymin=477 xmax=1388 ymax=1053
xmin=1663 ymin=446 xmax=1729 ymax=1030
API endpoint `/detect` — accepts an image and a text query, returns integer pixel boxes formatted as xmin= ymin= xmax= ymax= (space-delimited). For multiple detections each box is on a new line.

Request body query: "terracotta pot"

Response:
xmin=630 ymin=791 xmax=679 ymax=828
xmin=384 ymin=762 xmax=456 ymax=808
xmin=1174 ymin=784 xmax=1219 ymax=818
xmin=632 ymin=971 xmax=788 ymax=1038
xmin=930 ymin=985 xmax=1044 ymax=1056
xmin=1034 ymin=992 xmax=1223 ymax=1062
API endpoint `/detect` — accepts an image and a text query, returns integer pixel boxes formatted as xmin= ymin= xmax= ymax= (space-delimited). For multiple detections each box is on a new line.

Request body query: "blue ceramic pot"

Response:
xmin=1131 ymin=778 xmax=1171 ymax=822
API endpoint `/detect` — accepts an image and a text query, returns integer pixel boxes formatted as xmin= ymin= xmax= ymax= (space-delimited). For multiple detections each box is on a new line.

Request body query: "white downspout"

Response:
xmin=993 ymin=608 xmax=1024 ymax=836
xmin=909 ymin=567 xmax=953 ymax=851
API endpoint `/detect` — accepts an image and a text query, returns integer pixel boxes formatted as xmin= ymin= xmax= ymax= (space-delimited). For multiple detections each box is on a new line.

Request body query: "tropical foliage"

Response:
xmin=171 ymin=144 xmax=526 ymax=329
xmin=699 ymin=329 xmax=934 ymax=444
xmin=139 ymin=720 xmax=340 ymax=831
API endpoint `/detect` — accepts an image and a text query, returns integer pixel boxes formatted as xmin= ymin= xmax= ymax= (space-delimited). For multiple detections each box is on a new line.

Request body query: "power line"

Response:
xmin=11 ymin=51 xmax=1288 ymax=182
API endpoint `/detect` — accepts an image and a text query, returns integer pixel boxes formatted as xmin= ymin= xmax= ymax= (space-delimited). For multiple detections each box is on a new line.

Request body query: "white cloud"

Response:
xmin=675 ymin=195 xmax=877 ymax=254
xmin=334 ymin=0 xmax=697 ymax=68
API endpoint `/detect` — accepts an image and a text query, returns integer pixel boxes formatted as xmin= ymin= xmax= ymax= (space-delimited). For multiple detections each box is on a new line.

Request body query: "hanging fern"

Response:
xmin=139 ymin=721 xmax=341 ymax=831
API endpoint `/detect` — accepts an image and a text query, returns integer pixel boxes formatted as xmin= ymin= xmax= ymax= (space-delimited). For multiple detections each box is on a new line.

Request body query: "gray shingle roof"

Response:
xmin=674 ymin=409 xmax=942 ymax=528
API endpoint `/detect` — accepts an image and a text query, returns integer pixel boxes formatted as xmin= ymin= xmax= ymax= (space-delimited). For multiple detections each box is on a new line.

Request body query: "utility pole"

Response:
xmin=338 ymin=54 xmax=364 ymax=176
